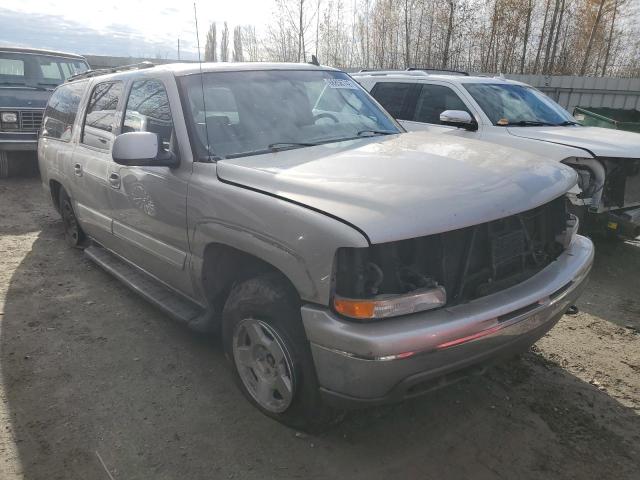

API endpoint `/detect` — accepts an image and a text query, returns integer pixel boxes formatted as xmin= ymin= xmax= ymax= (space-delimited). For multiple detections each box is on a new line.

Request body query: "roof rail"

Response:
xmin=353 ymin=67 xmax=470 ymax=77
xmin=66 ymin=61 xmax=155 ymax=82
xmin=406 ymin=67 xmax=469 ymax=76
xmin=354 ymin=69 xmax=429 ymax=76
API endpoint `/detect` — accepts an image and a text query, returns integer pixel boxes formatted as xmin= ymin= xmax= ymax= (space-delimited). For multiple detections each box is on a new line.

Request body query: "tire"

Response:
xmin=0 ymin=151 xmax=8 ymax=179
xmin=222 ymin=273 xmax=341 ymax=431
xmin=59 ymin=189 xmax=86 ymax=248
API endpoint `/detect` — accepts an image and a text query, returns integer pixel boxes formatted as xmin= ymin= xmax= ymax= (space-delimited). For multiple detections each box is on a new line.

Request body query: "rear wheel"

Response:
xmin=222 ymin=273 xmax=341 ymax=431
xmin=59 ymin=189 xmax=85 ymax=248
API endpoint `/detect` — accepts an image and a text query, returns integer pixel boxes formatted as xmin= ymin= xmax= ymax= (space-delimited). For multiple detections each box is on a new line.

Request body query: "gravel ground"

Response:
xmin=0 ymin=176 xmax=638 ymax=480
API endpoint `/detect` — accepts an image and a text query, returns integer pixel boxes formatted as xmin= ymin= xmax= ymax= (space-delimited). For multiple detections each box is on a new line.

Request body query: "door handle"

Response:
xmin=109 ymin=172 xmax=121 ymax=189
xmin=73 ymin=163 xmax=82 ymax=177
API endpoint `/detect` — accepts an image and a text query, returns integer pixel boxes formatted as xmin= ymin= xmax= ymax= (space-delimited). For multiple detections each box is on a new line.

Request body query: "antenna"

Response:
xmin=193 ymin=1 xmax=212 ymax=161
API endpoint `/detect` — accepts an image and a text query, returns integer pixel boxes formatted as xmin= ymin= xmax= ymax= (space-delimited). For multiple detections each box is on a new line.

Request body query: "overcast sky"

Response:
xmin=0 ymin=1 xmax=274 ymax=59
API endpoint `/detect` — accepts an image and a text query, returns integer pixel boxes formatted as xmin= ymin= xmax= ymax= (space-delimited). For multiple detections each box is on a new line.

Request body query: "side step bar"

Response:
xmin=85 ymin=244 xmax=214 ymax=331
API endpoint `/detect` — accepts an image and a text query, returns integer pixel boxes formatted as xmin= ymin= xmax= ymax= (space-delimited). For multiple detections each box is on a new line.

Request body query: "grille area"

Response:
xmin=335 ymin=196 xmax=569 ymax=306
xmin=19 ymin=110 xmax=44 ymax=132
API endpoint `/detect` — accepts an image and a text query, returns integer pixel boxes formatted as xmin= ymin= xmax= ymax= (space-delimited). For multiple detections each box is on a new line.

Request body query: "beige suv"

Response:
xmin=39 ymin=62 xmax=593 ymax=430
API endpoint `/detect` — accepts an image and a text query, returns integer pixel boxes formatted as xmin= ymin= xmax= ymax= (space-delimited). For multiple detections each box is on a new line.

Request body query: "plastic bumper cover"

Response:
xmin=301 ymin=235 xmax=594 ymax=406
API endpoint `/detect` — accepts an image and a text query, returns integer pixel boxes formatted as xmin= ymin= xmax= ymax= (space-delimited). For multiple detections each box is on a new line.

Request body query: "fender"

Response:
xmin=187 ymin=162 xmax=369 ymax=307
xmin=189 ymin=217 xmax=318 ymax=304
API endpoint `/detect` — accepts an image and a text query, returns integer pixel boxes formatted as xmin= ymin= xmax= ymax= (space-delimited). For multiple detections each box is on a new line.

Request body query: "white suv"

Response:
xmin=354 ymin=70 xmax=640 ymax=237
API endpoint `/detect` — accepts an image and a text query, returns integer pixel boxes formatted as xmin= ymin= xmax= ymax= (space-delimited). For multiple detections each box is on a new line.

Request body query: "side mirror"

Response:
xmin=439 ymin=110 xmax=477 ymax=131
xmin=112 ymin=132 xmax=178 ymax=167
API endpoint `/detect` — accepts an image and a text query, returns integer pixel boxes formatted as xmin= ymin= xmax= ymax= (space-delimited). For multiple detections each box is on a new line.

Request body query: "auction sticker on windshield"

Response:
xmin=325 ymin=78 xmax=359 ymax=89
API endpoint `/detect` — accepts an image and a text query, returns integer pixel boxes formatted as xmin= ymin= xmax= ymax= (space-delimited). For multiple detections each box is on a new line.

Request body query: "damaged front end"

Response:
xmin=333 ymin=196 xmax=575 ymax=320
xmin=564 ymin=156 xmax=640 ymax=237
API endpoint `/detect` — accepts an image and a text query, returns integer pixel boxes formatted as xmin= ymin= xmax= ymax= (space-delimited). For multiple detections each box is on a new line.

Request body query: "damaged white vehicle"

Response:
xmin=354 ymin=71 xmax=640 ymax=237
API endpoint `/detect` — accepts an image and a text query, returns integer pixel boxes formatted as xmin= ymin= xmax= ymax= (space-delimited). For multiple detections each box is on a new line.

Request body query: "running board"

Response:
xmin=85 ymin=244 xmax=212 ymax=330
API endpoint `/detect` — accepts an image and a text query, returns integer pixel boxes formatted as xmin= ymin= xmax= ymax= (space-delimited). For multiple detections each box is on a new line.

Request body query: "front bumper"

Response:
xmin=0 ymin=132 xmax=38 ymax=151
xmin=301 ymin=235 xmax=594 ymax=407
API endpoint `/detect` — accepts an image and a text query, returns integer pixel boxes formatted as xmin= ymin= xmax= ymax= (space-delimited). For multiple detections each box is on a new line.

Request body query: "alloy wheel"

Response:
xmin=232 ymin=318 xmax=295 ymax=413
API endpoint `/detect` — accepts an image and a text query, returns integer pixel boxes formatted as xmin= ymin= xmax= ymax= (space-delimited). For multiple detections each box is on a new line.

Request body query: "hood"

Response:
xmin=507 ymin=125 xmax=640 ymax=158
xmin=0 ymin=87 xmax=52 ymax=109
xmin=217 ymin=131 xmax=577 ymax=244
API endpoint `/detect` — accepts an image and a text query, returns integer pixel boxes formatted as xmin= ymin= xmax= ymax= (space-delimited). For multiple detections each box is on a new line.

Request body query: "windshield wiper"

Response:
xmin=356 ymin=129 xmax=397 ymax=136
xmin=223 ymin=142 xmax=320 ymax=159
xmin=555 ymin=120 xmax=580 ymax=126
xmin=267 ymin=142 xmax=319 ymax=151
xmin=223 ymin=134 xmax=396 ymax=160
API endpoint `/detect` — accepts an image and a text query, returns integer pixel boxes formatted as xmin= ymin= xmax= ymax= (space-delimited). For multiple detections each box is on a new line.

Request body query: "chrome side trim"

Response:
xmin=312 ymin=344 xmax=419 ymax=362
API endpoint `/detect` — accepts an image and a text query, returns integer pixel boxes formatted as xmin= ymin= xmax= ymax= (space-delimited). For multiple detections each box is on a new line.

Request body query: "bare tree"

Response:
xmin=580 ymin=0 xmax=607 ymax=74
xmin=233 ymin=26 xmax=244 ymax=62
xmin=248 ymin=0 xmax=640 ymax=77
xmin=601 ymin=0 xmax=618 ymax=75
xmin=220 ymin=22 xmax=230 ymax=62
xmin=520 ymin=0 xmax=533 ymax=73
xmin=298 ymin=0 xmax=306 ymax=61
xmin=442 ymin=0 xmax=455 ymax=69
xmin=547 ymin=0 xmax=566 ymax=73
xmin=242 ymin=25 xmax=262 ymax=61
xmin=533 ymin=0 xmax=552 ymax=73
xmin=204 ymin=22 xmax=217 ymax=62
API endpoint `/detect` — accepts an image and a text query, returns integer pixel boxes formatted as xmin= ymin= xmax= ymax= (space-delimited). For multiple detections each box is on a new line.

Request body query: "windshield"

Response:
xmin=0 ymin=51 xmax=89 ymax=89
xmin=463 ymin=83 xmax=575 ymax=126
xmin=179 ymin=70 xmax=401 ymax=159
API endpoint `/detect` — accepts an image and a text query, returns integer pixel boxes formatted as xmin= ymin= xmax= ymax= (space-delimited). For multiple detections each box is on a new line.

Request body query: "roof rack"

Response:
xmin=406 ymin=67 xmax=469 ymax=76
xmin=354 ymin=69 xmax=429 ymax=76
xmin=66 ymin=61 xmax=156 ymax=82
xmin=354 ymin=67 xmax=470 ymax=76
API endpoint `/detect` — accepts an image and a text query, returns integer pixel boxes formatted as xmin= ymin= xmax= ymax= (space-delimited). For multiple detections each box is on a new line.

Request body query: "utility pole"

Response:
xmin=177 ymin=38 xmax=181 ymax=60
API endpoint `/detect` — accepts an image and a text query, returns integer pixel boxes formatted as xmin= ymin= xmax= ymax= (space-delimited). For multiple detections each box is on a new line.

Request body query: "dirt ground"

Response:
xmin=0 ymin=176 xmax=638 ymax=480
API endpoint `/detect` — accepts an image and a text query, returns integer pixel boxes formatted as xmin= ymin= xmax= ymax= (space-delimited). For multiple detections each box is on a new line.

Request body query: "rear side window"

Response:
xmin=123 ymin=79 xmax=175 ymax=151
xmin=42 ymin=81 xmax=87 ymax=141
xmin=370 ymin=82 xmax=414 ymax=119
xmin=413 ymin=84 xmax=471 ymax=124
xmin=39 ymin=59 xmax=62 ymax=80
xmin=82 ymin=81 xmax=123 ymax=148
xmin=0 ymin=58 xmax=24 ymax=77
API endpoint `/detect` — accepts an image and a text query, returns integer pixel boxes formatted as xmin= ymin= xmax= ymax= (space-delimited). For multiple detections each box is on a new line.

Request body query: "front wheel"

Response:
xmin=222 ymin=273 xmax=341 ymax=431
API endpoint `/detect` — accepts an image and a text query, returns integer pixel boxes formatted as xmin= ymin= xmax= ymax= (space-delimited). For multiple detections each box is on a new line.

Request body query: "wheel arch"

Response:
xmin=49 ymin=179 xmax=63 ymax=213
xmin=199 ymin=242 xmax=303 ymax=321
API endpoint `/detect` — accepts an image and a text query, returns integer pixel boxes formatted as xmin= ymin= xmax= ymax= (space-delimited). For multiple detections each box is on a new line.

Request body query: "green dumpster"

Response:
xmin=573 ymin=106 xmax=640 ymax=133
